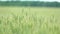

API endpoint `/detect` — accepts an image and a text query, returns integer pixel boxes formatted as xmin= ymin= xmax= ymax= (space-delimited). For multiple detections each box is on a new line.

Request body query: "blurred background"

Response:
xmin=0 ymin=0 xmax=60 ymax=7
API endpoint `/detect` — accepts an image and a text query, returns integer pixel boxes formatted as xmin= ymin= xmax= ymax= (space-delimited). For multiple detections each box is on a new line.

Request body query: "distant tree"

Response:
xmin=11 ymin=0 xmax=14 ymax=1
xmin=16 ymin=0 xmax=20 ymax=1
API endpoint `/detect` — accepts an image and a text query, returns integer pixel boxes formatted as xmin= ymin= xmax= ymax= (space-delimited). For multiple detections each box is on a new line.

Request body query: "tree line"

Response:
xmin=0 ymin=1 xmax=60 ymax=7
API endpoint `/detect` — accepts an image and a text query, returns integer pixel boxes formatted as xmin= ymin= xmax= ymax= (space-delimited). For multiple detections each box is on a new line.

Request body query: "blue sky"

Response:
xmin=0 ymin=0 xmax=60 ymax=2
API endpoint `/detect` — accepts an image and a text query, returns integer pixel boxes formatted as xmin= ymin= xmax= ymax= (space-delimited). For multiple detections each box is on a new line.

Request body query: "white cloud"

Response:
xmin=40 ymin=0 xmax=60 ymax=2
xmin=0 ymin=0 xmax=60 ymax=2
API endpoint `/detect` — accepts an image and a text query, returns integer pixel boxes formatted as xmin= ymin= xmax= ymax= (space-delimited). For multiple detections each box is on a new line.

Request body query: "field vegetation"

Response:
xmin=0 ymin=7 xmax=60 ymax=34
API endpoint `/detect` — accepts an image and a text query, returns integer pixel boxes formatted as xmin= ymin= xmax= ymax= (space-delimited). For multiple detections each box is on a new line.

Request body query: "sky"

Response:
xmin=0 ymin=0 xmax=60 ymax=2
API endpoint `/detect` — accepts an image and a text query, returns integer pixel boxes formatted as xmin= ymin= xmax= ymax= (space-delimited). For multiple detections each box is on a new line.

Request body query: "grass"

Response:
xmin=0 ymin=7 xmax=60 ymax=34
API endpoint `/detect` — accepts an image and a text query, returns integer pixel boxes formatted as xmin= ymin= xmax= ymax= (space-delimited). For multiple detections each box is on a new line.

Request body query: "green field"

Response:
xmin=0 ymin=7 xmax=60 ymax=34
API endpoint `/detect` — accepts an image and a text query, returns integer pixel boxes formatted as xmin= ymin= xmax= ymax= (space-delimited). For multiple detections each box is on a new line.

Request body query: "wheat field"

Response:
xmin=0 ymin=7 xmax=60 ymax=34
